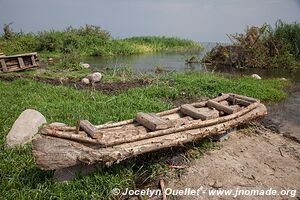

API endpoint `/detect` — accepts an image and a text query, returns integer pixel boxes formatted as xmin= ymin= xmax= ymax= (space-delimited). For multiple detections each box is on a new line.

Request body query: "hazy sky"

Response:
xmin=0 ymin=0 xmax=299 ymax=42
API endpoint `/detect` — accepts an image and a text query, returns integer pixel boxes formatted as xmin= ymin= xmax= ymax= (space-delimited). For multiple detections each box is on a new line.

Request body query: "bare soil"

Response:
xmin=166 ymin=128 xmax=300 ymax=200
xmin=0 ymin=74 xmax=150 ymax=94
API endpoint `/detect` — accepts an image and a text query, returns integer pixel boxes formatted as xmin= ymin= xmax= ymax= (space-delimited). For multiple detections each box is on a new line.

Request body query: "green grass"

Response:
xmin=0 ymin=25 xmax=202 ymax=59
xmin=0 ymin=72 xmax=288 ymax=199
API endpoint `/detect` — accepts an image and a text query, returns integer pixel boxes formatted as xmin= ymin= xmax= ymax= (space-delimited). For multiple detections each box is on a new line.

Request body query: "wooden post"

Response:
xmin=31 ymin=55 xmax=38 ymax=67
xmin=0 ymin=59 xmax=8 ymax=72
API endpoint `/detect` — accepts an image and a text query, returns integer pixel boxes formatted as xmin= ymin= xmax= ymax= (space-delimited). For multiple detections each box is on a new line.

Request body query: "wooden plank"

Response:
xmin=228 ymin=96 xmax=252 ymax=106
xmin=207 ymin=100 xmax=236 ymax=114
xmin=228 ymin=93 xmax=259 ymax=103
xmin=180 ymin=104 xmax=218 ymax=120
xmin=18 ymin=57 xmax=25 ymax=69
xmin=79 ymin=120 xmax=102 ymax=139
xmin=31 ymin=55 xmax=37 ymax=66
xmin=136 ymin=112 xmax=173 ymax=131
xmin=0 ymin=59 xmax=8 ymax=72
xmin=0 ymin=52 xmax=37 ymax=59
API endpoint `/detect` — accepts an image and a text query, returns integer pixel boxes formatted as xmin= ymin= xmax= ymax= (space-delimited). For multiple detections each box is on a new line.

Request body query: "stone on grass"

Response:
xmin=251 ymin=74 xmax=262 ymax=80
xmin=87 ymin=72 xmax=102 ymax=83
xmin=279 ymin=77 xmax=287 ymax=81
xmin=5 ymin=109 xmax=46 ymax=149
xmin=80 ymin=63 xmax=91 ymax=69
xmin=81 ymin=77 xmax=90 ymax=85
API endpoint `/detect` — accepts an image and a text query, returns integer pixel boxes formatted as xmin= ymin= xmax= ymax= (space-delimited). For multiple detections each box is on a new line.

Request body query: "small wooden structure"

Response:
xmin=32 ymin=93 xmax=267 ymax=170
xmin=0 ymin=52 xmax=39 ymax=73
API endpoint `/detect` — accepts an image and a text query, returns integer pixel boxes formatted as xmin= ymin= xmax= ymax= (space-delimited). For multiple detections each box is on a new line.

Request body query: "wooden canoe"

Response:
xmin=32 ymin=93 xmax=267 ymax=170
xmin=0 ymin=52 xmax=39 ymax=73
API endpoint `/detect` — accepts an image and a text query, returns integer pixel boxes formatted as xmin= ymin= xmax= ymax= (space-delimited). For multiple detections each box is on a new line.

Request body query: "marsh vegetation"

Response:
xmin=203 ymin=21 xmax=300 ymax=70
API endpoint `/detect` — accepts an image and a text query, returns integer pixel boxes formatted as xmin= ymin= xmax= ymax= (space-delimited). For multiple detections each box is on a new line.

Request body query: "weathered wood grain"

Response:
xmin=32 ymin=104 xmax=267 ymax=170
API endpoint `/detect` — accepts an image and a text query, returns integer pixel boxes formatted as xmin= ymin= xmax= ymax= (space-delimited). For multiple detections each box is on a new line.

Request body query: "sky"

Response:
xmin=0 ymin=0 xmax=299 ymax=42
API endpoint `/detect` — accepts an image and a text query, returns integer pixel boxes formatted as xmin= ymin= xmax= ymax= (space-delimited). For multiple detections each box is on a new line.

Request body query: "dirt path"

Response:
xmin=167 ymin=129 xmax=300 ymax=200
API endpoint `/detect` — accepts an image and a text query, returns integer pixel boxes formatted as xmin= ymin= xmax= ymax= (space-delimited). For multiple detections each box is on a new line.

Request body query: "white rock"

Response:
xmin=49 ymin=122 xmax=66 ymax=127
xmin=80 ymin=63 xmax=90 ymax=69
xmin=87 ymin=72 xmax=102 ymax=83
xmin=81 ymin=78 xmax=90 ymax=85
xmin=5 ymin=109 xmax=46 ymax=148
xmin=251 ymin=74 xmax=262 ymax=80
xmin=279 ymin=77 xmax=287 ymax=81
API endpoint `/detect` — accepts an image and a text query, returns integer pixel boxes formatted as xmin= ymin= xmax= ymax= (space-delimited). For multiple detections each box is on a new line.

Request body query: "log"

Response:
xmin=228 ymin=93 xmax=259 ymax=103
xmin=207 ymin=100 xmax=236 ymax=114
xmin=40 ymin=128 xmax=102 ymax=145
xmin=32 ymin=104 xmax=267 ymax=170
xmin=0 ymin=52 xmax=37 ymax=59
xmin=79 ymin=120 xmax=102 ymax=139
xmin=136 ymin=112 xmax=173 ymax=131
xmin=180 ymin=104 xmax=219 ymax=120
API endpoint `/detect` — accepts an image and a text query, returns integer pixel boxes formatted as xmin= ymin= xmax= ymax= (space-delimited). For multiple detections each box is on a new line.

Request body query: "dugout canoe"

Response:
xmin=32 ymin=93 xmax=267 ymax=170
xmin=0 ymin=52 xmax=39 ymax=73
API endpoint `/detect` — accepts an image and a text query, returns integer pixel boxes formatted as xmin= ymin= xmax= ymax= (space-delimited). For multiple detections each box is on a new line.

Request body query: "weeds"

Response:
xmin=203 ymin=21 xmax=300 ymax=70
xmin=0 ymin=25 xmax=202 ymax=58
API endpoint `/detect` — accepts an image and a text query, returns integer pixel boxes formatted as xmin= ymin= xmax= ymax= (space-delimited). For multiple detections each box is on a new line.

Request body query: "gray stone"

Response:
xmin=81 ymin=77 xmax=90 ymax=85
xmin=87 ymin=72 xmax=102 ymax=83
xmin=80 ymin=63 xmax=91 ymax=69
xmin=251 ymin=74 xmax=262 ymax=80
xmin=6 ymin=109 xmax=46 ymax=148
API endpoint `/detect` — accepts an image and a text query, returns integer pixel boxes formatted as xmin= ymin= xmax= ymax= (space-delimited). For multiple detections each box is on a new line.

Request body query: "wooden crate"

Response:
xmin=0 ymin=52 xmax=39 ymax=73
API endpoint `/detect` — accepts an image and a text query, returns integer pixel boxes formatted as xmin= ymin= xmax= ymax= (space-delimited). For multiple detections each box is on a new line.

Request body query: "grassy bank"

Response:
xmin=0 ymin=71 xmax=288 ymax=199
xmin=0 ymin=25 xmax=202 ymax=58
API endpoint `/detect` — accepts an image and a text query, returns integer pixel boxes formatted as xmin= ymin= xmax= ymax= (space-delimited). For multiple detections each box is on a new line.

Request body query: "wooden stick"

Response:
xmin=160 ymin=179 xmax=167 ymax=200
xmin=80 ymin=120 xmax=103 ymax=139
xmin=75 ymin=120 xmax=80 ymax=134
xmin=228 ymin=93 xmax=259 ymax=103
xmin=207 ymin=100 xmax=236 ymax=114
xmin=41 ymin=128 xmax=102 ymax=145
